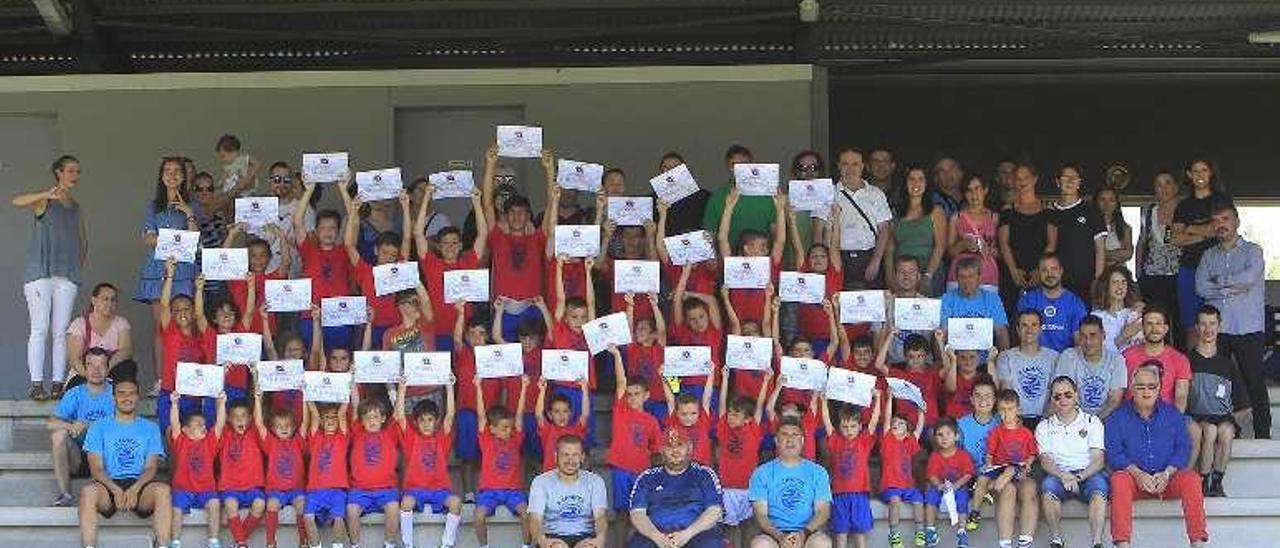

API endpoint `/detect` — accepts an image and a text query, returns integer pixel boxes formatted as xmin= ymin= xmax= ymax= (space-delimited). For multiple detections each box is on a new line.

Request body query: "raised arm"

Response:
xmin=398 ymin=190 xmax=413 ymax=259
xmin=441 ymin=381 xmax=456 ymax=434
xmin=769 ymin=194 xmax=787 ymax=263
xmin=541 ymin=151 xmax=559 ymax=238
xmin=343 ymin=195 xmax=362 ymax=266
xmin=360 ymin=304 xmax=375 ymax=351
xmin=455 ymin=301 xmax=470 ymax=347
xmin=515 ymin=376 xmax=530 ymax=429
xmin=655 ymin=199 xmax=672 ymax=264
xmin=415 ymin=282 xmax=433 ymax=324
xmin=867 ymin=389 xmax=882 ymax=432
xmin=610 ymin=344 xmax=627 ymax=401
xmin=672 ymin=265 xmax=690 ymax=325
xmin=252 ymin=376 xmax=267 ymax=438
xmin=10 ymin=185 xmax=59 ymax=211
xmin=534 ymin=379 xmax=549 ymax=428
xmin=721 ymin=286 xmax=742 ymax=335
xmin=193 ymin=275 xmax=209 ymax=333
xmin=718 ymin=188 xmax=739 ymax=257
xmin=480 ymin=144 xmax=499 ymax=230
xmin=214 ymin=392 xmax=228 ymax=438
xmin=577 ymin=378 xmax=590 ymax=427
xmin=755 ymin=367 xmax=772 ymax=423
xmin=873 ymin=327 xmax=897 ymax=375
xmin=260 ymin=304 xmax=279 ymax=361
xmin=412 ymin=185 xmax=435 ymax=258
xmin=394 ymin=379 xmax=408 ymax=429
xmin=293 ymin=178 xmax=321 ymax=245
xmin=718 ymin=365 xmax=732 ymax=418
xmin=941 ymin=347 xmax=958 ymax=393
xmin=554 ymin=255 xmax=567 ymax=320
xmin=167 ymin=392 xmax=181 ymax=440
xmin=308 ymin=304 xmax=324 ymax=367
xmin=470 ymin=188 xmax=489 ymax=259
xmin=474 ymin=373 xmax=488 ymax=432
xmin=787 ymin=203 xmax=806 ymax=262
xmin=821 ymin=393 xmax=836 ymax=433
xmin=650 ymin=293 xmax=668 ymax=344
xmin=584 ymin=257 xmax=597 ymax=321
xmin=766 ymin=373 xmax=785 ymax=424
xmin=822 ymin=298 xmax=838 ymax=361
xmin=159 ymin=258 xmax=176 ymax=329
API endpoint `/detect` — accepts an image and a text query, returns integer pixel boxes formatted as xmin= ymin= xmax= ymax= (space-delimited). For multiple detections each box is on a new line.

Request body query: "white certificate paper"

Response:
xmin=373 ymin=261 xmax=420 ymax=296
xmin=154 ymin=228 xmax=200 ymax=263
xmin=725 ymin=335 xmax=773 ymax=371
xmin=779 ymin=271 xmax=826 ymax=304
xmin=353 ymin=351 xmax=402 ymax=384
xmin=302 ymin=152 xmax=349 ymax=183
xmin=541 ymin=350 xmax=591 ymax=383
xmin=235 ymin=196 xmax=279 ymax=227
xmin=201 ymin=248 xmax=248 ymax=281
xmin=556 ymin=159 xmax=604 ymax=193
xmin=429 ymin=170 xmax=475 ymax=199
xmin=607 ymin=196 xmax=654 ymax=226
xmin=780 ymin=357 xmax=828 ymax=391
xmin=613 ymin=260 xmax=660 ymax=295
xmin=496 ymin=125 xmax=543 ymax=158
xmin=216 ymin=333 xmax=262 ymax=364
xmin=723 ymin=256 xmax=771 ymax=289
xmin=176 ymin=363 xmax=225 ymax=398
xmin=321 ymin=296 xmax=368 ymax=327
xmin=403 ymin=352 xmax=452 ymax=387
xmin=663 ymin=230 xmax=716 ymax=266
xmin=355 ymin=167 xmax=404 ymax=202
xmin=256 ymin=360 xmax=305 ymax=392
xmin=475 ymin=343 xmax=524 ymax=379
xmin=733 ymin=163 xmax=780 ymax=196
xmin=788 ymin=179 xmax=835 ymax=213
xmin=825 ymin=368 xmax=876 ymax=407
xmin=894 ymin=298 xmax=942 ymax=331
xmin=663 ymin=346 xmax=713 ymax=377
xmin=443 ymin=269 xmax=490 ymax=303
xmin=946 ymin=317 xmax=994 ymax=351
xmin=583 ymin=312 xmax=632 ymax=355
xmin=265 ymin=278 xmax=312 ymax=312
xmin=839 ymin=290 xmax=887 ymax=324
xmin=304 ymin=372 xmax=352 ymax=403
xmin=554 ymin=225 xmax=600 ymax=258
xmin=887 ymin=377 xmax=927 ymax=411
xmin=649 ymin=164 xmax=699 ymax=205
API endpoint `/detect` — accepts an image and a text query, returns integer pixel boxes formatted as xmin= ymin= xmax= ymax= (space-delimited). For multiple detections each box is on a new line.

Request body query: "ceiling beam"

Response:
xmin=30 ymin=0 xmax=71 ymax=35
xmin=100 ymin=0 xmax=791 ymax=16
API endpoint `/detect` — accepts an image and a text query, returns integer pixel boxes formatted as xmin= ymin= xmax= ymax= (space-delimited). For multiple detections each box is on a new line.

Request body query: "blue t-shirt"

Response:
xmin=629 ymin=463 xmax=723 ymax=533
xmin=957 ymin=413 xmax=999 ymax=468
xmin=83 ymin=416 xmax=165 ymax=480
xmin=941 ymin=288 xmax=1009 ymax=327
xmin=1016 ymin=288 xmax=1086 ymax=352
xmin=748 ymin=458 xmax=833 ymax=532
xmin=54 ymin=383 xmax=115 ymax=425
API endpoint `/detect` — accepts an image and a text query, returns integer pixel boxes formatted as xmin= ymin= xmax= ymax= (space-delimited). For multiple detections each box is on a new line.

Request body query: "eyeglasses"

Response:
xmin=269 ymin=175 xmax=293 ymax=184
xmin=494 ymin=175 xmax=516 ymax=185
xmin=797 ymin=163 xmax=819 ymax=173
xmin=1131 ymin=383 xmax=1159 ymax=391
xmin=1052 ymin=391 xmax=1075 ymax=401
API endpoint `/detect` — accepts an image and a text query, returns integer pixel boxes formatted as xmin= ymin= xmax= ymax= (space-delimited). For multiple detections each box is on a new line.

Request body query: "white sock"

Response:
xmin=400 ymin=511 xmax=415 ymax=547
xmin=441 ymin=513 xmax=461 ymax=546
xmin=384 ymin=542 xmax=396 ymax=548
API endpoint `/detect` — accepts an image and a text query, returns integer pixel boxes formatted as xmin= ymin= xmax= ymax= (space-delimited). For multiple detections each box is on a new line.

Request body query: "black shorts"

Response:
xmin=97 ymin=479 xmax=156 ymax=519
xmin=1192 ymin=414 xmax=1235 ymax=426
xmin=547 ymin=533 xmax=595 ymax=546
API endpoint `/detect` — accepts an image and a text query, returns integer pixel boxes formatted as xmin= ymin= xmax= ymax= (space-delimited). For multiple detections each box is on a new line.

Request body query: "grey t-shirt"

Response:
xmin=1053 ymin=347 xmax=1128 ymax=416
xmin=528 ymin=469 xmax=608 ymax=537
xmin=996 ymin=347 xmax=1059 ymax=417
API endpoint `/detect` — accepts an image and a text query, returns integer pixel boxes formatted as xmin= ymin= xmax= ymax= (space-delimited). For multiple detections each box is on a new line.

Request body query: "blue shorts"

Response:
xmin=643 ymin=400 xmax=669 ymax=425
xmin=347 ymin=488 xmax=400 ymax=514
xmin=924 ymin=488 xmax=971 ymax=514
xmin=552 ymin=384 xmax=596 ymax=449
xmin=220 ymin=488 xmax=265 ymax=508
xmin=156 ymin=390 xmax=215 ymax=434
xmin=476 ymin=489 xmax=527 ymax=514
xmin=455 ymin=409 xmax=480 ymax=462
xmin=172 ymin=490 xmax=217 ymax=514
xmin=879 ymin=487 xmax=924 ymax=505
xmin=266 ymin=489 xmax=304 ymax=506
xmin=500 ymin=306 xmax=545 ymax=345
xmin=1041 ymin=472 xmax=1109 ymax=503
xmin=1176 ymin=266 xmax=1203 ymax=329
xmin=830 ymin=492 xmax=873 ymax=534
xmin=304 ymin=489 xmax=347 ymax=520
xmin=404 ymin=488 xmax=454 ymax=514
xmin=611 ymin=468 xmax=639 ymax=513
xmin=981 ymin=465 xmax=1025 ymax=481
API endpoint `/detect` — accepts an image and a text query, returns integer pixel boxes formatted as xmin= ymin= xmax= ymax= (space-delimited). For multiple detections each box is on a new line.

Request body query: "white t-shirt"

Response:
xmin=834 ymin=180 xmax=892 ymax=251
xmin=1091 ymin=308 xmax=1142 ymax=353
xmin=1035 ymin=410 xmax=1104 ymax=472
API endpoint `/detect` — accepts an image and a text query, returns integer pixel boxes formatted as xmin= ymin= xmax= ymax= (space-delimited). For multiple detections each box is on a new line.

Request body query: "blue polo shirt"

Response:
xmin=1016 ymin=288 xmax=1087 ymax=352
xmin=83 ymin=416 xmax=165 ymax=480
xmin=1104 ymin=400 xmax=1190 ymax=474
xmin=629 ymin=463 xmax=723 ymax=532
xmin=941 ymin=288 xmax=1008 ymax=327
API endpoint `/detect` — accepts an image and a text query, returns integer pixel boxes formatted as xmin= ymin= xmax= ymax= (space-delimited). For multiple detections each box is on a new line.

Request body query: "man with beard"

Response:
xmin=1121 ymin=307 xmax=1191 ymax=412
xmin=931 ymin=157 xmax=964 ymax=218
xmin=748 ymin=417 xmax=833 ymax=548
xmin=1016 ymin=254 xmax=1087 ymax=352
xmin=529 ymin=434 xmax=609 ymax=548
xmin=627 ymin=430 xmax=725 ymax=548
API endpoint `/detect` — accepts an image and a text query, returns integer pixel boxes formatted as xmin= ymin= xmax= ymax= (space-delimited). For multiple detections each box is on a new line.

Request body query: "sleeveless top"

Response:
xmin=893 ymin=213 xmax=935 ymax=270
xmin=24 ymin=199 xmax=82 ymax=285
xmin=999 ymin=207 xmax=1051 ymax=272
xmin=1141 ymin=203 xmax=1181 ymax=277
xmin=949 ymin=209 xmax=999 ymax=286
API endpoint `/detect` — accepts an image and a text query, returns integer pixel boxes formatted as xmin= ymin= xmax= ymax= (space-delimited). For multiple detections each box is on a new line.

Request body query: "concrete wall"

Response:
xmin=0 ymin=65 xmax=826 ymax=393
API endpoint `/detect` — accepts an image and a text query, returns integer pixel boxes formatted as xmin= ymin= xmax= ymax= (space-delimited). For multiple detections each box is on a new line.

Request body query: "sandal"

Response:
xmin=28 ymin=383 xmax=48 ymax=401
xmin=48 ymin=384 xmax=64 ymax=400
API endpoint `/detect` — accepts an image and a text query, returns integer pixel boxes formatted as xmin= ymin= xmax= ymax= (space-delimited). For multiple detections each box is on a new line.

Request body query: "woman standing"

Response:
xmin=1094 ymin=187 xmax=1134 ymax=269
xmin=1049 ymin=163 xmax=1106 ymax=299
xmin=64 ymin=283 xmax=134 ymax=387
xmin=1090 ymin=264 xmax=1144 ymax=353
xmin=1135 ymin=170 xmax=1183 ymax=323
xmin=947 ymin=174 xmax=1000 ymax=292
xmin=998 ymin=163 xmax=1056 ymax=326
xmin=11 ymin=155 xmax=86 ymax=400
xmin=134 ymin=157 xmax=201 ymax=390
xmin=1170 ymin=158 xmax=1225 ymax=345
xmin=886 ymin=164 xmax=947 ymax=295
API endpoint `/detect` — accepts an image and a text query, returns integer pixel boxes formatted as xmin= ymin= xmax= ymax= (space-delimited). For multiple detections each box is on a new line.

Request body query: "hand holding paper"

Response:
xmin=201 ymin=248 xmax=248 ymax=281
xmin=496 ymin=125 xmax=543 ymax=158
xmin=302 ymin=152 xmax=349 ymax=183
xmin=583 ymin=312 xmax=631 ymax=355
xmin=154 ymin=228 xmax=200 ymax=263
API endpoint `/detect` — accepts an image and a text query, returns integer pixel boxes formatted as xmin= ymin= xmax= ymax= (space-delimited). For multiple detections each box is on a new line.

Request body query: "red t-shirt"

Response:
xmin=400 ymin=423 xmax=453 ymax=490
xmin=356 ymin=261 xmax=402 ymax=329
xmin=218 ymin=428 xmax=265 ymax=491
xmin=1122 ymin=345 xmax=1193 ymax=405
xmin=261 ymin=432 xmax=306 ymax=492
xmin=827 ymin=431 xmax=876 ymax=493
xmin=945 ymin=373 xmax=978 ymax=419
xmin=453 ymin=345 xmax=502 ymax=411
xmin=538 ymin=421 xmax=588 ymax=471
xmin=161 ymin=322 xmax=208 ymax=392
xmin=665 ymin=409 xmax=714 ymax=465
xmin=608 ymin=397 xmax=662 ymax=473
xmin=879 ymin=432 xmax=922 ymax=491
xmin=226 ymin=270 xmax=283 ymax=334
xmin=663 ymin=262 xmax=717 ymax=296
xmin=202 ymin=327 xmax=251 ymax=391
xmin=927 ymin=449 xmax=976 ymax=484
xmin=625 ymin=343 xmax=666 ymax=402
xmin=987 ymin=425 xmax=1038 ymax=466
xmin=796 ymin=260 xmax=843 ymax=340
xmin=488 ymin=228 xmax=546 ymax=300
xmin=717 ymin=417 xmax=763 ymax=489
xmin=727 ymin=257 xmax=781 ymax=323
xmin=306 ymin=430 xmax=350 ymax=490
xmin=889 ymin=365 xmax=942 ymax=426
xmin=477 ymin=430 xmax=523 ymax=490
xmin=421 ymin=250 xmax=480 ymax=336
xmin=668 ymin=323 xmax=724 ymax=389
xmin=349 ymin=422 xmax=399 ymax=490
xmin=172 ymin=433 xmax=218 ymax=492
xmin=298 ymin=236 xmax=353 ymax=303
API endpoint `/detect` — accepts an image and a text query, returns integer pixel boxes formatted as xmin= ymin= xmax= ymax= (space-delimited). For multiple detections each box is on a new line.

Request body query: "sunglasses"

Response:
xmin=1131 ymin=383 xmax=1159 ymax=391
xmin=1052 ymin=391 xmax=1075 ymax=401
xmin=270 ymin=175 xmax=293 ymax=184
xmin=797 ymin=163 xmax=819 ymax=173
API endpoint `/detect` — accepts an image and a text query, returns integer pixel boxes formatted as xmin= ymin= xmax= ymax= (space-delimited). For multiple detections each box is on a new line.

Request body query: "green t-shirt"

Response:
xmin=701 ymin=183 xmax=778 ymax=248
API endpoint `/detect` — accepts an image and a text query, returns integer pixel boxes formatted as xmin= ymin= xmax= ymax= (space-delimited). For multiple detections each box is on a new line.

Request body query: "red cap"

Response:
xmin=663 ymin=428 xmax=691 ymax=447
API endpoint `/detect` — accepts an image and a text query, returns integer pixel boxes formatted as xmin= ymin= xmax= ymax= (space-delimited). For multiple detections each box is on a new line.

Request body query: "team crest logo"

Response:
xmin=1044 ymin=305 xmax=1057 ymax=318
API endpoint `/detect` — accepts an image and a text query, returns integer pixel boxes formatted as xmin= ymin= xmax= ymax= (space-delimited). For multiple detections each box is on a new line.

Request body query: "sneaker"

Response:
xmin=956 ymin=530 xmax=970 ymax=548
xmin=915 ymin=530 xmax=927 ymax=546
xmin=1049 ymin=538 xmax=1065 ymax=548
xmin=1092 ymin=544 xmax=1105 ymax=548
xmin=207 ymin=539 xmax=222 ymax=548
xmin=1017 ymin=537 xmax=1034 ymax=548
xmin=964 ymin=510 xmax=981 ymax=532
xmin=983 ymin=492 xmax=994 ymax=506
xmin=1208 ymin=476 xmax=1226 ymax=497
xmin=889 ymin=532 xmax=904 ymax=548
xmin=925 ymin=527 xmax=939 ymax=547
xmin=464 ymin=492 xmax=476 ymax=504
xmin=50 ymin=492 xmax=73 ymax=507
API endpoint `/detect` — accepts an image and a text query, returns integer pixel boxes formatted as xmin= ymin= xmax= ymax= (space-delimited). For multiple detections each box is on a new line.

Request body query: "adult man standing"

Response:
xmin=529 ymin=434 xmax=608 ymax=548
xmin=1052 ymin=316 xmax=1127 ymax=420
xmin=1196 ymin=201 xmax=1270 ymax=438
xmin=878 ymin=255 xmax=931 ymax=364
xmin=1016 ymin=254 xmax=1087 ymax=353
xmin=867 ymin=147 xmax=897 ymax=196
xmin=627 ymin=430 xmax=725 ymax=548
xmin=833 ymin=147 xmax=893 ymax=289
xmin=932 ymin=157 xmax=964 ymax=218
xmin=1037 ymin=376 xmax=1109 ymax=548
xmin=1121 ymin=308 xmax=1192 ymax=412
xmin=996 ymin=310 xmax=1058 ymax=428
xmin=941 ymin=257 xmax=1011 ymax=350
xmin=701 ymin=145 xmax=777 ymax=247
xmin=1105 ymin=365 xmax=1207 ymax=548
xmin=748 ymin=416 xmax=833 ymax=548
xmin=49 ymin=350 xmax=117 ymax=506
xmin=78 ymin=377 xmax=172 ymax=548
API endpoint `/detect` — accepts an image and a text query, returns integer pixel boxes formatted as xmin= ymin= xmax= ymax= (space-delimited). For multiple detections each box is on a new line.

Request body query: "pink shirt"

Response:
xmin=66 ymin=315 xmax=130 ymax=355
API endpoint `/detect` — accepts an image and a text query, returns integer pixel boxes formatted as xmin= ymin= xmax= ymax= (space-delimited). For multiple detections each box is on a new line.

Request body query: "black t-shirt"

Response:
xmin=1049 ymin=200 xmax=1106 ymax=289
xmin=658 ymin=188 xmax=711 ymax=237
xmin=998 ymin=207 xmax=1051 ymax=271
xmin=1188 ymin=347 xmax=1249 ymax=415
xmin=1172 ymin=192 xmax=1221 ymax=268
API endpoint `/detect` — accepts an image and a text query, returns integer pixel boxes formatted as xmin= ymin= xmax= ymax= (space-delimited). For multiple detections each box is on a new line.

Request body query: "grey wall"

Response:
xmin=0 ymin=66 xmax=826 ymax=394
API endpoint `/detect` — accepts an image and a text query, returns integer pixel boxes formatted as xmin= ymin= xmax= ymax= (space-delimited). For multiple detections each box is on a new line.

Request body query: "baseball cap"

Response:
xmin=663 ymin=428 xmax=690 ymax=447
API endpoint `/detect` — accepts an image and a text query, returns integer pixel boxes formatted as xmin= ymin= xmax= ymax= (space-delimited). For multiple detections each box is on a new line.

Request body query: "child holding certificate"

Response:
xmin=789 ymin=201 xmax=844 ymax=357
xmin=943 ymin=344 xmax=998 ymax=419
xmin=880 ymin=394 xmax=927 ymax=548
xmin=344 ymin=190 xmax=412 ymax=346
xmin=252 ymin=368 xmax=310 ymax=547
xmin=660 ymin=362 xmax=715 ymax=465
xmin=717 ymin=188 xmax=787 ymax=325
xmin=721 ymin=283 xmax=773 ymax=399
xmin=491 ymin=297 xmax=553 ymax=461
xmin=414 ymin=184 xmax=486 ymax=352
xmin=599 ymin=221 xmax=659 ymax=320
xmin=766 ymin=378 xmax=822 ymax=461
xmin=394 ymin=380 xmax=463 ymax=548
xmin=200 ymin=273 xmax=256 ymax=403
xmin=924 ymin=418 xmax=977 ymax=548
xmin=223 ymin=225 xmax=289 ymax=335
xmin=772 ymin=297 xmax=840 ymax=407
xmin=717 ymin=364 xmax=772 ymax=547
xmin=656 ymin=199 xmax=718 ymax=296
xmin=624 ymin=292 xmax=668 ymax=422
xmin=294 ymin=177 xmax=354 ymax=352
xmin=453 ymin=301 xmax=504 ymax=505
xmin=606 ymin=344 xmax=662 ymax=546
xmin=549 ymin=256 xmax=598 ymax=446
xmin=544 ymin=187 xmax=602 ymax=315
xmin=533 ymin=378 xmax=589 ymax=471
xmin=473 ymin=373 xmax=531 ymax=548
xmin=876 ymin=329 xmax=945 ymax=428
xmin=157 ymin=259 xmax=214 ymax=434
xmin=670 ymin=265 xmax=724 ymax=402
xmin=823 ymin=391 xmax=882 ymax=548
xmin=168 ymin=391 xmax=226 ymax=547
